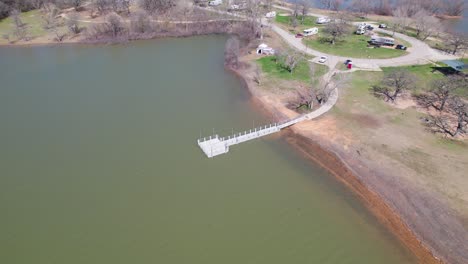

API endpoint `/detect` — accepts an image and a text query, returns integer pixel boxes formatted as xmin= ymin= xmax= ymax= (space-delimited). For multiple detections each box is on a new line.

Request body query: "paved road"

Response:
xmin=270 ymin=5 xmax=458 ymax=69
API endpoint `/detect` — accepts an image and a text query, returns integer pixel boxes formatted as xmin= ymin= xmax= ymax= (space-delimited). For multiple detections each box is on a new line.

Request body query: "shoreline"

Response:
xmin=230 ymin=62 xmax=444 ymax=264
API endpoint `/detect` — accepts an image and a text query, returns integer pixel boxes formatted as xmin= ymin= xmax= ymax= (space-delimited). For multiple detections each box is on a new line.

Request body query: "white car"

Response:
xmin=318 ymin=56 xmax=328 ymax=63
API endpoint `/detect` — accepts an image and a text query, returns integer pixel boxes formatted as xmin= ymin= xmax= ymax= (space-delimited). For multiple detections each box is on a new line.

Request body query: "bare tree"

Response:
xmin=139 ymin=0 xmax=175 ymax=14
xmin=67 ymin=12 xmax=81 ymax=34
xmin=130 ymin=10 xmax=152 ymax=34
xmin=351 ymin=0 xmax=372 ymax=18
xmin=224 ymin=35 xmax=240 ymax=69
xmin=374 ymin=0 xmax=392 ymax=15
xmin=444 ymin=0 xmax=464 ymax=16
xmin=413 ymin=10 xmax=441 ymax=40
xmin=276 ymin=49 xmax=304 ymax=73
xmin=446 ymin=32 xmax=468 ymax=55
xmin=105 ymin=12 xmax=125 ymax=38
xmin=244 ymin=0 xmax=262 ymax=40
xmin=94 ymin=0 xmax=110 ymax=14
xmin=52 ymin=27 xmax=66 ymax=42
xmin=320 ymin=0 xmax=342 ymax=11
xmin=10 ymin=9 xmax=28 ymax=41
xmin=372 ymin=70 xmax=417 ymax=102
xmin=426 ymin=97 xmax=468 ymax=137
xmin=416 ymin=76 xmax=465 ymax=111
xmin=110 ymin=0 xmax=130 ymax=14
xmin=299 ymin=0 xmax=309 ymax=23
xmin=323 ymin=21 xmax=349 ymax=45
xmin=69 ymin=0 xmax=82 ymax=10
xmin=41 ymin=4 xmax=58 ymax=30
xmin=391 ymin=6 xmax=411 ymax=35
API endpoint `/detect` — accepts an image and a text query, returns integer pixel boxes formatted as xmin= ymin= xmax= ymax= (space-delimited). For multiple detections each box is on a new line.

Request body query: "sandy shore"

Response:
xmin=231 ymin=60 xmax=459 ymax=264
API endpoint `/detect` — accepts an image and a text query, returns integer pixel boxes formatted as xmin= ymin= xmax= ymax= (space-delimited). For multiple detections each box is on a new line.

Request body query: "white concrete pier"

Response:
xmin=197 ymin=116 xmax=306 ymax=158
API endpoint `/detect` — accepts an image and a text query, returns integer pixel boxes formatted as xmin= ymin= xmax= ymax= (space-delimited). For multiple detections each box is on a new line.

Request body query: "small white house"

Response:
xmin=265 ymin=11 xmax=276 ymax=18
xmin=316 ymin=16 xmax=330 ymax=24
xmin=303 ymin=27 xmax=318 ymax=36
xmin=209 ymin=0 xmax=222 ymax=6
xmin=257 ymin=43 xmax=275 ymax=55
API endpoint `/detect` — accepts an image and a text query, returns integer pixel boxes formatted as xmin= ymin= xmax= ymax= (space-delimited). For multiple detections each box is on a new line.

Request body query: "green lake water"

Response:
xmin=0 ymin=36 xmax=415 ymax=263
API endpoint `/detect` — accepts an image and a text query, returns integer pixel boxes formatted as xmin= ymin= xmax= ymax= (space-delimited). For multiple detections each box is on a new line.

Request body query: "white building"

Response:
xmin=256 ymin=43 xmax=275 ymax=55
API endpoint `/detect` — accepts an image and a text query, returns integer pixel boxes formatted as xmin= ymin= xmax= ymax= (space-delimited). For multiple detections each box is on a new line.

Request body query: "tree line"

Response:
xmin=319 ymin=0 xmax=465 ymax=17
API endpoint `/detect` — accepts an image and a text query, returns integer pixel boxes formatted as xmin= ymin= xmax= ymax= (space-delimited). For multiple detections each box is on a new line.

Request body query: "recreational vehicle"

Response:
xmin=265 ymin=11 xmax=276 ymax=18
xmin=316 ymin=17 xmax=331 ymax=24
xmin=370 ymin=36 xmax=395 ymax=46
xmin=209 ymin=0 xmax=222 ymax=6
xmin=303 ymin=27 xmax=318 ymax=36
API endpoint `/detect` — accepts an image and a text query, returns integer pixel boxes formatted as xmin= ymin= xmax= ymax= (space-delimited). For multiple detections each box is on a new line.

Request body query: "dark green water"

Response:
xmin=0 ymin=36 xmax=415 ymax=263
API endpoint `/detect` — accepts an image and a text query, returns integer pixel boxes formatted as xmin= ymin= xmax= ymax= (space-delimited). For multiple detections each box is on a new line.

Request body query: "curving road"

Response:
xmin=270 ymin=5 xmax=458 ymax=69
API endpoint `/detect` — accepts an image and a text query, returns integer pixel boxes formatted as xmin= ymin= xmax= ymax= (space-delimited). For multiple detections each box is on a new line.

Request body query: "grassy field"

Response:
xmin=303 ymin=33 xmax=407 ymax=59
xmin=257 ymin=55 xmax=312 ymax=82
xmin=381 ymin=63 xmax=467 ymax=98
xmin=0 ymin=10 xmax=50 ymax=43
xmin=327 ymin=70 xmax=468 ymax=218
xmin=275 ymin=15 xmax=321 ymax=32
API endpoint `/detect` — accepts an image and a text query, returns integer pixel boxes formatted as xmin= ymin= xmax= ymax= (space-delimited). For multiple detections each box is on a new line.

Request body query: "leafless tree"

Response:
xmin=244 ymin=0 xmax=262 ymax=40
xmin=391 ymin=6 xmax=411 ymax=35
xmin=351 ymin=0 xmax=372 ymax=18
xmin=416 ymin=76 xmax=465 ymax=111
xmin=224 ymin=35 xmax=240 ymax=69
xmin=446 ymin=32 xmax=468 ymax=55
xmin=444 ymin=0 xmax=464 ymax=16
xmin=374 ymin=0 xmax=392 ymax=15
xmin=69 ymin=0 xmax=82 ymax=10
xmin=52 ymin=27 xmax=66 ymax=42
xmin=94 ymin=0 xmax=110 ymax=14
xmin=425 ymin=97 xmax=468 ymax=137
xmin=299 ymin=0 xmax=309 ymax=23
xmin=130 ymin=10 xmax=152 ymax=34
xmin=2 ymin=33 xmax=10 ymax=43
xmin=105 ymin=12 xmax=125 ymax=38
xmin=276 ymin=49 xmax=304 ymax=73
xmin=0 ymin=1 xmax=10 ymax=19
xmin=320 ymin=0 xmax=342 ymax=11
xmin=110 ymin=0 xmax=130 ymax=14
xmin=10 ymin=9 xmax=28 ymax=40
xmin=67 ymin=12 xmax=81 ymax=34
xmin=323 ymin=21 xmax=349 ymax=45
xmin=372 ymin=70 xmax=417 ymax=102
xmin=412 ymin=10 xmax=441 ymax=40
xmin=139 ymin=0 xmax=175 ymax=14
xmin=41 ymin=4 xmax=58 ymax=30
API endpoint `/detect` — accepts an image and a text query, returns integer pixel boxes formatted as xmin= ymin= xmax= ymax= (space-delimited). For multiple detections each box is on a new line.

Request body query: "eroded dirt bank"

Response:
xmin=233 ymin=61 xmax=468 ymax=264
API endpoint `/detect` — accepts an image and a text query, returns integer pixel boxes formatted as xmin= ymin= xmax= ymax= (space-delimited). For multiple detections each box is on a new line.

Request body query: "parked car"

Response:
xmin=318 ymin=56 xmax=328 ymax=63
xmin=295 ymin=33 xmax=304 ymax=38
xmin=396 ymin=44 xmax=407 ymax=50
xmin=356 ymin=28 xmax=366 ymax=35
xmin=366 ymin=25 xmax=374 ymax=30
xmin=344 ymin=59 xmax=352 ymax=65
xmin=378 ymin=24 xmax=387 ymax=28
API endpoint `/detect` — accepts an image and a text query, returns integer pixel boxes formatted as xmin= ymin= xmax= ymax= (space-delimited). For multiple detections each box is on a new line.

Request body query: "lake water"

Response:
xmin=0 ymin=36 xmax=415 ymax=263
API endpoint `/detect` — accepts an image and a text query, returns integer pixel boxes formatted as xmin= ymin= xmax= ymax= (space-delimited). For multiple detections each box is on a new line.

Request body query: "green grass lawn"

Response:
xmin=0 ymin=10 xmax=48 ymax=43
xmin=275 ymin=15 xmax=320 ymax=31
xmin=257 ymin=56 xmax=312 ymax=82
xmin=381 ymin=63 xmax=467 ymax=98
xmin=303 ymin=33 xmax=407 ymax=59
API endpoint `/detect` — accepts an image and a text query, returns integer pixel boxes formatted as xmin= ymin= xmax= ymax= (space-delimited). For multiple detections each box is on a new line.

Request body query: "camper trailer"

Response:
xmin=256 ymin=43 xmax=275 ymax=55
xmin=370 ymin=36 xmax=395 ymax=46
xmin=265 ymin=11 xmax=276 ymax=18
xmin=303 ymin=27 xmax=319 ymax=36
xmin=316 ymin=17 xmax=331 ymax=24
xmin=209 ymin=0 xmax=222 ymax=6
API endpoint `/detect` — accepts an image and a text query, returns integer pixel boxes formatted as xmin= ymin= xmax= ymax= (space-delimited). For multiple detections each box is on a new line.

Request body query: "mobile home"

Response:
xmin=316 ymin=17 xmax=331 ymax=24
xmin=209 ymin=0 xmax=222 ymax=6
xmin=303 ymin=27 xmax=319 ymax=36
xmin=370 ymin=36 xmax=395 ymax=46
